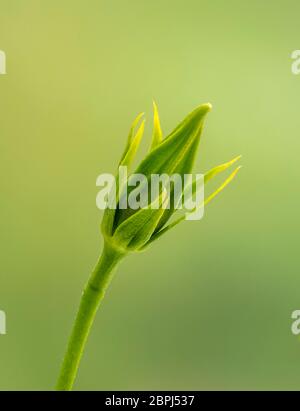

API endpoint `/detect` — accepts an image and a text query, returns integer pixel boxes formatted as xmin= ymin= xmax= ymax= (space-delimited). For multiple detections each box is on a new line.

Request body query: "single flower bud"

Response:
xmin=101 ymin=103 xmax=241 ymax=254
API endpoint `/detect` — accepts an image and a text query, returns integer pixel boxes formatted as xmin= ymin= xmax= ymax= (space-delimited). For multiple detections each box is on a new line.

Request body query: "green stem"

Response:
xmin=56 ymin=242 xmax=124 ymax=391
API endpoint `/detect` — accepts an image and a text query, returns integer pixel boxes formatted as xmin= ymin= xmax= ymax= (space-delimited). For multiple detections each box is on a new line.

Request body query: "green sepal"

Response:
xmin=149 ymin=101 xmax=163 ymax=151
xmin=113 ymin=192 xmax=168 ymax=251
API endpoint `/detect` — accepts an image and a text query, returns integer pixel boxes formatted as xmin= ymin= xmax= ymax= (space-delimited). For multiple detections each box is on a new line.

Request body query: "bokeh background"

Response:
xmin=1 ymin=0 xmax=300 ymax=390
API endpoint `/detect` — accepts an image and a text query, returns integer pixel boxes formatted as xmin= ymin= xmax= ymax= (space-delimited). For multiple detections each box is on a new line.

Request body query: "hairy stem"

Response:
xmin=56 ymin=242 xmax=124 ymax=391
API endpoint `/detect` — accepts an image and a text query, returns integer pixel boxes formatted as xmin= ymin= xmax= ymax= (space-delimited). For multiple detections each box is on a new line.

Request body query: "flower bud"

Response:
xmin=101 ymin=103 xmax=241 ymax=253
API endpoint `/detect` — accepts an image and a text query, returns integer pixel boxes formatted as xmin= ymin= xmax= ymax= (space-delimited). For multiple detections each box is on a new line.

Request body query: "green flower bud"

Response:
xmin=101 ymin=103 xmax=241 ymax=254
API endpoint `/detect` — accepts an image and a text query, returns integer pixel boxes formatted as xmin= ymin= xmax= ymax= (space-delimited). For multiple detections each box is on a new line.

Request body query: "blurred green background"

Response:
xmin=1 ymin=0 xmax=300 ymax=390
